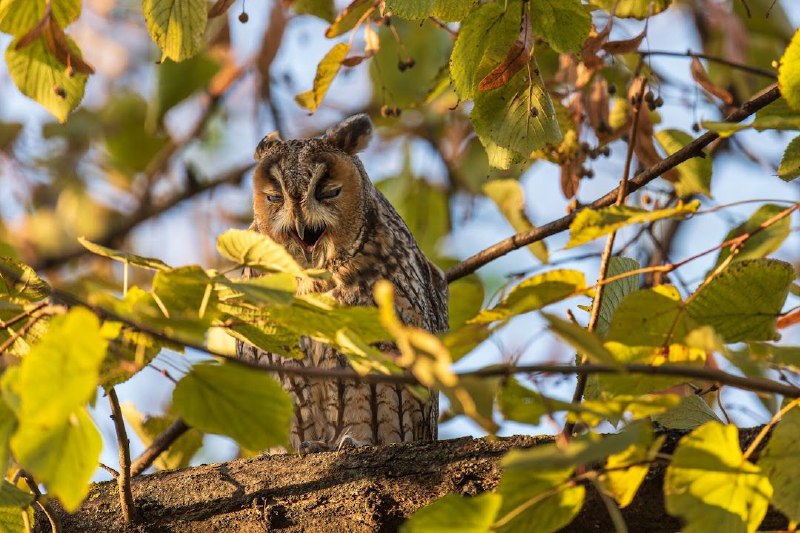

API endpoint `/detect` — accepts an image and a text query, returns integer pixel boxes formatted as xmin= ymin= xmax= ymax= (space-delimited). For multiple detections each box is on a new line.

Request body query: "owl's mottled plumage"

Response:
xmin=236 ymin=115 xmax=448 ymax=451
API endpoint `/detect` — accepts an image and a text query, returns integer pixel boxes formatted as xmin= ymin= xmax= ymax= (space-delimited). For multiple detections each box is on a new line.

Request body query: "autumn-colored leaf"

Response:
xmin=478 ymin=7 xmax=531 ymax=92
xmin=690 ymin=56 xmax=734 ymax=105
xmin=602 ymin=28 xmax=646 ymax=55
xmin=208 ymin=0 xmax=236 ymax=18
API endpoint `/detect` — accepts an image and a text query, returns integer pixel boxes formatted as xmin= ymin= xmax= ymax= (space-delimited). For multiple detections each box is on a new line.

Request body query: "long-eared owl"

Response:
xmin=235 ymin=114 xmax=448 ymax=452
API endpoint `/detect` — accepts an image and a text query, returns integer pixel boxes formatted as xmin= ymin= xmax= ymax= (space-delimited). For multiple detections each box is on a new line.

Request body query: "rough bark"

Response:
xmin=37 ymin=427 xmax=787 ymax=532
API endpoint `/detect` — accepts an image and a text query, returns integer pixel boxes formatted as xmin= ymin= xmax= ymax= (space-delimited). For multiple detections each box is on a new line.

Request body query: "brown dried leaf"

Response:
xmin=586 ymin=76 xmax=610 ymax=138
xmin=632 ymin=98 xmax=680 ymax=182
xmin=256 ymin=1 xmax=288 ymax=98
xmin=602 ymin=28 xmax=646 ymax=55
xmin=325 ymin=0 xmax=374 ymax=39
xmin=208 ymin=0 xmax=237 ymax=18
xmin=581 ymin=23 xmax=612 ymax=71
xmin=43 ymin=19 xmax=95 ymax=74
xmin=560 ymin=159 xmax=581 ymax=199
xmin=690 ymin=56 xmax=734 ymax=105
xmin=341 ymin=23 xmax=379 ymax=67
xmin=478 ymin=6 xmax=532 ymax=92
xmin=14 ymin=12 xmax=49 ymax=50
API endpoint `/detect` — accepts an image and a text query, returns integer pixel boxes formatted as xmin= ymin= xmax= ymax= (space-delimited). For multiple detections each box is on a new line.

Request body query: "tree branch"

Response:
xmin=107 ymin=388 xmax=136 ymax=522
xmin=130 ymin=418 xmax=190 ymax=477
xmin=445 ymin=83 xmax=781 ymax=283
xmin=639 ymin=49 xmax=775 ymax=79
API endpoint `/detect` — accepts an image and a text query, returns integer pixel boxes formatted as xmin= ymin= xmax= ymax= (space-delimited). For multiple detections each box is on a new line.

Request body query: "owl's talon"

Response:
xmin=298 ymin=440 xmax=329 ymax=455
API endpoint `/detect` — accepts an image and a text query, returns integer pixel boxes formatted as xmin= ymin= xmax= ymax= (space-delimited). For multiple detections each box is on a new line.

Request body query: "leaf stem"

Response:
xmin=742 ymin=397 xmax=800 ymax=460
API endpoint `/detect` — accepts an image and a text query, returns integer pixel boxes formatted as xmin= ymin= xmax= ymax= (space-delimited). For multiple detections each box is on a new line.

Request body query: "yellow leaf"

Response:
xmin=295 ymin=42 xmax=349 ymax=112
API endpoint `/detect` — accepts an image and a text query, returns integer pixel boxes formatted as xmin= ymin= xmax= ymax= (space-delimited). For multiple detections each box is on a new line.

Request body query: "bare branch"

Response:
xmin=107 ymin=388 xmax=136 ymax=522
xmin=130 ymin=418 xmax=190 ymax=477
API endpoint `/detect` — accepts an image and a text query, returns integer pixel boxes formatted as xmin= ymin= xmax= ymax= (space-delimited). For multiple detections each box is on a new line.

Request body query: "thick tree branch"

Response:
xmin=445 ymin=83 xmax=781 ymax=282
xmin=34 ymin=429 xmax=788 ymax=532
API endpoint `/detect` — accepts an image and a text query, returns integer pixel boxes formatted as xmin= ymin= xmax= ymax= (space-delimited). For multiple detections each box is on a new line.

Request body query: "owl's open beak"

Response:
xmin=293 ymin=220 xmax=326 ymax=250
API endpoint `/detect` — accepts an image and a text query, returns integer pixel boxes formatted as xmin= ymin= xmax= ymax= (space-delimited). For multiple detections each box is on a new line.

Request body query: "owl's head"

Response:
xmin=252 ymin=114 xmax=374 ymax=268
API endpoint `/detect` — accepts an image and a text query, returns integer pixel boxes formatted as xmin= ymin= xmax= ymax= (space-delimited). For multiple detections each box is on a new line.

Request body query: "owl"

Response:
xmin=236 ymin=114 xmax=449 ymax=453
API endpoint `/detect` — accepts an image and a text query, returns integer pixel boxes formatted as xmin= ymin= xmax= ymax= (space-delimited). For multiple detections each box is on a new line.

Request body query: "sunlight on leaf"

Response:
xmin=778 ymin=135 xmax=800 ymax=181
xmin=600 ymin=425 xmax=662 ymax=508
xmin=483 ymin=179 xmax=548 ymax=263
xmin=79 ymin=237 xmax=172 ymax=271
xmin=385 ymin=0 xmax=472 ymax=22
xmin=654 ymin=129 xmax=712 ymax=196
xmin=295 ymin=42 xmax=349 ymax=112
xmin=402 ymin=493 xmax=501 ymax=533
xmin=591 ymin=0 xmax=671 ymax=19
xmin=713 ymin=204 xmax=792 ymax=267
xmin=143 ymin=0 xmax=207 ymax=61
xmin=217 ymin=229 xmax=304 ymax=275
xmin=778 ymin=27 xmax=800 ymax=111
xmin=530 ymin=0 xmax=590 ymax=54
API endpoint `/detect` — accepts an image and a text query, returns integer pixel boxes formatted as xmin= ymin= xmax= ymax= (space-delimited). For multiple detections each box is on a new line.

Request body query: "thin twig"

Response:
xmin=743 ymin=397 xmax=800 ymax=460
xmin=565 ymin=74 xmax=648 ymax=436
xmin=130 ymin=418 xmax=190 ymax=477
xmin=588 ymin=476 xmax=629 ymax=533
xmin=99 ymin=463 xmax=120 ymax=478
xmin=108 ymin=388 xmax=136 ymax=522
xmin=445 ymin=83 xmax=782 ymax=282
xmin=639 ymin=49 xmax=775 ymax=79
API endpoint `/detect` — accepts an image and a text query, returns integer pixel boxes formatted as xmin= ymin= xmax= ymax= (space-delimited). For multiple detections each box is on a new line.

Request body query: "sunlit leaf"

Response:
xmin=600 ymin=425 xmax=661 ymax=508
xmin=99 ymin=322 xmax=163 ymax=388
xmin=577 ymin=394 xmax=681 ymax=426
xmin=402 ymin=493 xmax=501 ymax=533
xmin=0 ymin=257 xmax=50 ymax=303
xmin=295 ymin=42 xmax=349 ymax=111
xmin=758 ymin=402 xmax=800 ymax=522
xmin=543 ymin=313 xmax=618 ymax=365
xmin=0 ymin=480 xmax=33 ymax=533
xmin=143 ymin=0 xmax=207 ymax=61
xmin=151 ymin=266 xmax=220 ymax=342
xmin=778 ymin=27 xmax=800 ymax=111
xmin=687 ymin=259 xmax=794 ymax=343
xmin=713 ymin=204 xmax=792 ymax=267
xmin=5 ymin=34 xmax=87 ymax=123
xmin=217 ymin=229 xmax=304 ymax=275
xmin=665 ymin=422 xmax=772 ymax=533
xmin=499 ymin=378 xmax=574 ymax=426
xmin=483 ymin=179 xmax=548 ymax=263
xmin=18 ymin=307 xmax=107 ymax=427
xmin=469 ymin=270 xmax=585 ymax=324
xmin=325 ymin=0 xmax=373 ymax=38
xmin=591 ymin=0 xmax=672 ymax=19
xmin=600 ymin=343 xmax=706 ymax=396
xmin=0 ymin=0 xmax=80 ymax=36
xmin=778 ymin=135 xmax=800 ymax=181
xmin=384 ymin=0 xmax=472 ymax=22
xmin=173 ymin=362 xmax=292 ymax=450
xmin=0 ymin=302 xmax=50 ymax=357
xmin=121 ymin=403 xmax=204 ymax=471
xmin=607 ymin=285 xmax=692 ymax=346
xmin=448 ymin=274 xmax=484 ymax=330
xmin=655 ymin=129 xmax=712 ymax=196
xmin=595 ymin=257 xmax=640 ymax=337
xmin=494 ymin=466 xmax=584 ymax=533
xmin=79 ymin=237 xmax=171 ymax=271
xmin=11 ymin=407 xmax=102 ymax=512
xmin=567 ymin=200 xmax=700 ymax=248
xmin=530 ymin=0 xmax=591 ymax=54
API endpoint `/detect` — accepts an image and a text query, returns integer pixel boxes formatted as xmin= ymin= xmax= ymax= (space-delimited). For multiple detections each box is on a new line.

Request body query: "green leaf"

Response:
xmin=655 ymin=129 xmax=712 ymax=196
xmin=0 ymin=257 xmax=50 ymax=303
xmin=530 ymin=0 xmax=591 ymax=54
xmin=606 ymin=285 xmax=693 ymax=346
xmin=153 ymin=54 xmax=220 ymax=125
xmin=403 ymin=493 xmax=499 ymax=533
xmin=385 ymin=0 xmax=472 ymax=21
xmin=11 ymin=407 xmax=102 ymax=512
xmin=778 ymin=135 xmax=800 ymax=181
xmin=596 ymin=257 xmax=640 ymax=337
xmin=590 ymin=0 xmax=672 ymax=19
xmin=102 ymin=93 xmax=170 ymax=175
xmin=503 ymin=421 xmax=650 ymax=471
xmin=5 ymin=35 xmax=88 ymax=123
xmin=713 ymin=205 xmax=792 ymax=267
xmin=0 ymin=0 xmax=80 ymax=35
xmin=325 ymin=0 xmax=373 ymax=38
xmin=778 ymin=27 xmax=800 ymax=111
xmin=450 ymin=1 xmax=519 ymax=100
xmin=758 ymin=402 xmax=800 ymax=522
xmin=217 ymin=229 xmax=304 ymax=275
xmin=601 ymin=430 xmax=663 ymax=508
xmin=494 ymin=466 xmax=584 ymax=533
xmin=448 ymin=274 xmax=484 ymax=330
xmin=472 ymin=59 xmax=562 ymax=162
xmin=295 ymin=42 xmax=349 ymax=112
xmin=142 ymin=0 xmax=207 ymax=62
xmin=121 ymin=403 xmax=204 ymax=471
xmin=499 ymin=377 xmax=574 ymax=426
xmin=79 ymin=237 xmax=172 ymax=271
xmin=567 ymin=200 xmax=700 ymax=248
xmin=543 ymin=313 xmax=618 ymax=365
xmin=0 ymin=302 xmax=50 ymax=357
xmin=600 ymin=343 xmax=706 ymax=396
xmin=173 ymin=362 xmax=293 ymax=450
xmin=291 ymin=0 xmax=336 ymax=22
xmin=100 ymin=323 xmax=163 ymax=388
xmin=483 ymin=179 xmax=548 ymax=263
xmin=665 ymin=422 xmax=772 ymax=533
xmin=0 ymin=480 xmax=33 ymax=533
xmin=151 ymin=266 xmax=220 ymax=342
xmin=687 ymin=259 xmax=794 ymax=343
xmin=469 ymin=269 xmax=585 ymax=324
xmin=18 ymin=307 xmax=107 ymax=427
xmin=652 ymin=394 xmax=722 ymax=430
xmin=577 ymin=394 xmax=681 ymax=426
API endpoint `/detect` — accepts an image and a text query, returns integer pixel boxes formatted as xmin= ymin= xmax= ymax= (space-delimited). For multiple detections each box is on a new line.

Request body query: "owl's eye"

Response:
xmin=316 ymin=186 xmax=342 ymax=201
xmin=266 ymin=193 xmax=283 ymax=203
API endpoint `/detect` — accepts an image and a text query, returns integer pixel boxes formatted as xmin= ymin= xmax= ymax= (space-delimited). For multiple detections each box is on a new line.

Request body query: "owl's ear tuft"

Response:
xmin=323 ymin=114 xmax=373 ymax=154
xmin=254 ymin=131 xmax=282 ymax=160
